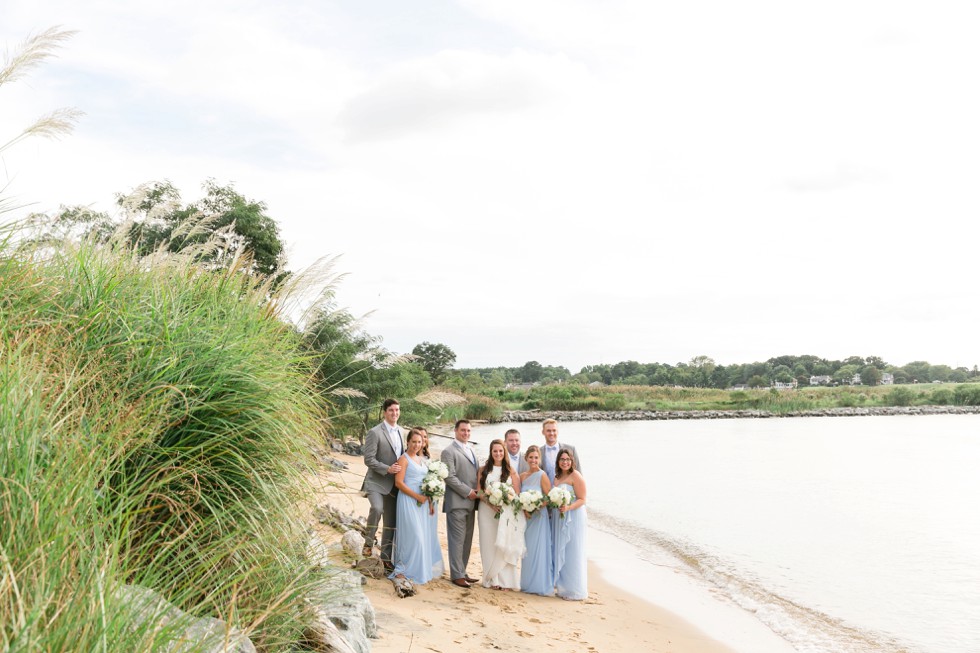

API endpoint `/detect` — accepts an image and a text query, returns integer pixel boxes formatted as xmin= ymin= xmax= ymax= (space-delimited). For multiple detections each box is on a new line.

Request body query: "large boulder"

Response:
xmin=114 ymin=585 xmax=255 ymax=653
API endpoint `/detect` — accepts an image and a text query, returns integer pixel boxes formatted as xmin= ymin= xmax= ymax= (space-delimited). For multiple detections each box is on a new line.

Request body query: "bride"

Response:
xmin=477 ymin=439 xmax=524 ymax=590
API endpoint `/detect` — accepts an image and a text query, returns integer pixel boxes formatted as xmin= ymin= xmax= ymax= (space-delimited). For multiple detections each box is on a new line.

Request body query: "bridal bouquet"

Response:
xmin=547 ymin=486 xmax=573 ymax=518
xmin=517 ymin=489 xmax=544 ymax=516
xmin=419 ymin=460 xmax=449 ymax=506
xmin=486 ymin=480 xmax=516 ymax=519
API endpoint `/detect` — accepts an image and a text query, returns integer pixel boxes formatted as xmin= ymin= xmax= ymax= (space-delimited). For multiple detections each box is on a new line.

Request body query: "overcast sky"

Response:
xmin=3 ymin=1 xmax=979 ymax=372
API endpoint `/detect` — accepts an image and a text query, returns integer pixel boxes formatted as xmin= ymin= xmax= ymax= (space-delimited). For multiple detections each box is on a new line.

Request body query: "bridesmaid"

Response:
xmin=477 ymin=439 xmax=523 ymax=590
xmin=389 ymin=428 xmax=444 ymax=585
xmin=551 ymin=447 xmax=587 ymax=600
xmin=519 ymin=445 xmax=553 ymax=596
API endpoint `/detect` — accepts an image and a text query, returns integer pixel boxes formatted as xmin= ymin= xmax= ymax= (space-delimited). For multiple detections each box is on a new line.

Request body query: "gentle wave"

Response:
xmin=589 ymin=509 xmax=922 ymax=653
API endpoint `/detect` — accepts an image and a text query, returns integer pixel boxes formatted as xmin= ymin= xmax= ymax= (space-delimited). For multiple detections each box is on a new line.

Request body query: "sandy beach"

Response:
xmin=310 ymin=451 xmax=740 ymax=653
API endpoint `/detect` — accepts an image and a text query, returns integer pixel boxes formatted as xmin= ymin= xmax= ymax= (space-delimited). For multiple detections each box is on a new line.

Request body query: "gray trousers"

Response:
xmin=445 ymin=507 xmax=476 ymax=580
xmin=365 ymin=489 xmax=397 ymax=564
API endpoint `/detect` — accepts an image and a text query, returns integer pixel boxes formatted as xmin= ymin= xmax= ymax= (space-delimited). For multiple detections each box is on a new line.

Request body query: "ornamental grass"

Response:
xmin=0 ymin=224 xmax=328 ymax=650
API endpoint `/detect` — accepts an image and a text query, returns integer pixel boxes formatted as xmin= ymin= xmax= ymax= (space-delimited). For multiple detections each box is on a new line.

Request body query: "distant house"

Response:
xmin=881 ymin=373 xmax=894 ymax=385
xmin=772 ymin=380 xmax=798 ymax=390
xmin=506 ymin=382 xmax=539 ymax=390
xmin=729 ymin=384 xmax=749 ymax=391
xmin=809 ymin=375 xmax=832 ymax=386
xmin=851 ymin=373 xmax=862 ymax=385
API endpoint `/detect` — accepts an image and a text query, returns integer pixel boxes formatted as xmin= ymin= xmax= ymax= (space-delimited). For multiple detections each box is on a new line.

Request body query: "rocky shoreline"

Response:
xmin=499 ymin=405 xmax=980 ymax=422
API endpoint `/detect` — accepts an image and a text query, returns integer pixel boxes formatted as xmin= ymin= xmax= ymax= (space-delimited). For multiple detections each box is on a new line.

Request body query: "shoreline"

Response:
xmin=311 ymin=451 xmax=746 ymax=653
xmin=498 ymin=405 xmax=980 ymax=422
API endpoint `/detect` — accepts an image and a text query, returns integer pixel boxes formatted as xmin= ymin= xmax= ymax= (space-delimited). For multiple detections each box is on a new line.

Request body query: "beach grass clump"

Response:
xmin=1 ymin=227 xmax=327 ymax=649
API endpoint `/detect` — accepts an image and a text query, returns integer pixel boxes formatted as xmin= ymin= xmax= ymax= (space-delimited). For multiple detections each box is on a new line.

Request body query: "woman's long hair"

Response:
xmin=410 ymin=427 xmax=429 ymax=458
xmin=479 ymin=439 xmax=513 ymax=491
xmin=554 ymin=447 xmax=577 ymax=481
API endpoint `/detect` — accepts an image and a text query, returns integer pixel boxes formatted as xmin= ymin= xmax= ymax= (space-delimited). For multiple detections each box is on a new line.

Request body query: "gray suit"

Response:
xmin=362 ymin=421 xmax=403 ymax=564
xmin=543 ymin=442 xmax=581 ymax=484
xmin=441 ymin=440 xmax=480 ymax=581
xmin=509 ymin=451 xmax=530 ymax=475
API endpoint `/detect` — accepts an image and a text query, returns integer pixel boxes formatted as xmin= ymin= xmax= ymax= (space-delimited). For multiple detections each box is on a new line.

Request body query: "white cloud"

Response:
xmin=3 ymin=0 xmax=980 ymax=372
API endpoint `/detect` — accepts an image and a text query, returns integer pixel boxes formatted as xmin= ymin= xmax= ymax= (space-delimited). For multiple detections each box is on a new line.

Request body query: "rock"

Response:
xmin=343 ymin=441 xmax=363 ymax=456
xmin=114 ymin=585 xmax=255 ymax=652
xmin=303 ymin=606 xmax=359 ymax=653
xmin=307 ymin=531 xmax=334 ymax=569
xmin=353 ymin=557 xmax=387 ymax=580
xmin=341 ymin=530 xmax=365 ymax=557
xmin=311 ymin=569 xmax=377 ymax=653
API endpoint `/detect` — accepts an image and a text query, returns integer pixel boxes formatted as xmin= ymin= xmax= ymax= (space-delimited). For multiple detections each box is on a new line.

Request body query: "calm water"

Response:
xmin=473 ymin=415 xmax=980 ymax=653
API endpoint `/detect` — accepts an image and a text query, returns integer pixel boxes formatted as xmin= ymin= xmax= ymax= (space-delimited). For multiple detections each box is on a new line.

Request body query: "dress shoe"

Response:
xmin=452 ymin=578 xmax=471 ymax=588
xmin=464 ymin=576 xmax=479 ymax=583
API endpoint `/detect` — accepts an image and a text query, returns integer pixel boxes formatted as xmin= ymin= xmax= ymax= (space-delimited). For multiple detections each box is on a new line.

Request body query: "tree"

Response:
xmin=411 ymin=342 xmax=456 ymax=384
xmin=747 ymin=374 xmax=768 ymax=388
xmin=689 ymin=355 xmax=716 ymax=387
xmin=860 ymin=365 xmax=882 ymax=386
xmin=305 ymin=303 xmax=432 ymax=439
xmin=122 ymin=179 xmax=286 ymax=277
xmin=34 ymin=180 xmax=287 ymax=279
xmin=519 ymin=361 xmax=544 ymax=383
xmin=833 ymin=364 xmax=860 ymax=385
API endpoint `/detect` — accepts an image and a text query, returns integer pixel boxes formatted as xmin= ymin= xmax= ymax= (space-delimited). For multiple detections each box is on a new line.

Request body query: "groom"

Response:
xmin=361 ymin=398 xmax=404 ymax=570
xmin=441 ymin=419 xmax=480 ymax=588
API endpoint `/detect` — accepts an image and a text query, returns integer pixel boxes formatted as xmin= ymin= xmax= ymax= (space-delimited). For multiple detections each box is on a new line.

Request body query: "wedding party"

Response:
xmin=361 ymin=399 xmax=588 ymax=600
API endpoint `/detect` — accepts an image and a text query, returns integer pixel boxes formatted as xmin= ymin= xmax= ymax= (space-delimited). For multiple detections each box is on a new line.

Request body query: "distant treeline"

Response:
xmin=446 ymin=355 xmax=980 ymax=391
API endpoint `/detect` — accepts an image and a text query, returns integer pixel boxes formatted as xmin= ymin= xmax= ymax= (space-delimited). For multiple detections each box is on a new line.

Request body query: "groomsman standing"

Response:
xmin=361 ymin=399 xmax=403 ymax=570
xmin=505 ymin=428 xmax=529 ymax=474
xmin=441 ymin=419 xmax=481 ymax=588
xmin=540 ymin=418 xmax=582 ymax=484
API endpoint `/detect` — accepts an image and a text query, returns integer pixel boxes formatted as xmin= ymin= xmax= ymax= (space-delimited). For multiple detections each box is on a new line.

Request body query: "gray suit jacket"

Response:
xmin=441 ymin=440 xmax=480 ymax=513
xmin=361 ymin=422 xmax=402 ymax=495
xmin=559 ymin=443 xmax=582 ymax=472
xmin=544 ymin=442 xmax=582 ymax=480
xmin=510 ymin=452 xmax=530 ymax=475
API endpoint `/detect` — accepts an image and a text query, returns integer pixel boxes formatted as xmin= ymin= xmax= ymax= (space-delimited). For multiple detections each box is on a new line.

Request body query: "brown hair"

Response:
xmin=480 ymin=439 xmax=513 ymax=491
xmin=554 ymin=447 xmax=577 ymax=481
xmin=407 ymin=427 xmax=426 ymax=456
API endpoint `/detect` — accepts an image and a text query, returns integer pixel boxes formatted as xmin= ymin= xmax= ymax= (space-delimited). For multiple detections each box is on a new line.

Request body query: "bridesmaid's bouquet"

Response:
xmin=419 ymin=460 xmax=449 ymax=506
xmin=486 ymin=480 xmax=516 ymax=519
xmin=517 ymin=489 xmax=544 ymax=516
xmin=547 ymin=486 xmax=573 ymax=518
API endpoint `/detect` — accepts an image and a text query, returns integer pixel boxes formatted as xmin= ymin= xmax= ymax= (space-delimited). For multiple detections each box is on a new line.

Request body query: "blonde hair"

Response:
xmin=541 ymin=418 xmax=558 ymax=428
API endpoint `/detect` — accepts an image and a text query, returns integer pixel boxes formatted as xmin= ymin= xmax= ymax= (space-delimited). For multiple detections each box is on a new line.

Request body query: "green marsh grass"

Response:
xmin=1 ymin=226 xmax=329 ymax=650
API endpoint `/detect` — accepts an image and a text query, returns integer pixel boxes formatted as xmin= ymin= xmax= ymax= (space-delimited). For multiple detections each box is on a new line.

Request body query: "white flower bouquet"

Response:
xmin=517 ymin=489 xmax=544 ymax=516
xmin=486 ymin=480 xmax=516 ymax=519
xmin=419 ymin=460 xmax=448 ymax=506
xmin=426 ymin=459 xmax=449 ymax=479
xmin=547 ymin=486 xmax=573 ymax=518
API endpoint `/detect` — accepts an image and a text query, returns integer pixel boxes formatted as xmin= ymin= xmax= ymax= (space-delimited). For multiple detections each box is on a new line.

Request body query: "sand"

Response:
xmin=309 ymin=451 xmax=740 ymax=653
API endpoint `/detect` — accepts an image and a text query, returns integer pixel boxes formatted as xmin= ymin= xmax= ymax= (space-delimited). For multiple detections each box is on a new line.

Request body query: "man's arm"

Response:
xmin=363 ymin=426 xmax=390 ymax=476
xmin=441 ymin=447 xmax=474 ymax=500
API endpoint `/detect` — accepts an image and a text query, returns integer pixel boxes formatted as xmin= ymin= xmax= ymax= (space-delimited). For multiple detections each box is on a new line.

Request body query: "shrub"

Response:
xmin=929 ymin=388 xmax=954 ymax=405
xmin=953 ymin=384 xmax=980 ymax=406
xmin=1 ymin=231 xmax=327 ymax=648
xmin=886 ymin=387 xmax=917 ymax=406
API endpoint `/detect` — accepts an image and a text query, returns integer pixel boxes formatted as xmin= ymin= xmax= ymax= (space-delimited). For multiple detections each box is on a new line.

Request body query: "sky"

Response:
xmin=2 ymin=1 xmax=979 ymax=373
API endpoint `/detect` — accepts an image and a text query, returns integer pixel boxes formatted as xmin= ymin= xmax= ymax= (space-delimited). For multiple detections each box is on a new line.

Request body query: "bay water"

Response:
xmin=473 ymin=415 xmax=980 ymax=653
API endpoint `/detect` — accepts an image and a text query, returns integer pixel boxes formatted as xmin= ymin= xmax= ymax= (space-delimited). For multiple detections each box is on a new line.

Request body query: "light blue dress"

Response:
xmin=389 ymin=457 xmax=445 ymax=584
xmin=520 ymin=471 xmax=553 ymax=596
xmin=551 ymin=482 xmax=587 ymax=600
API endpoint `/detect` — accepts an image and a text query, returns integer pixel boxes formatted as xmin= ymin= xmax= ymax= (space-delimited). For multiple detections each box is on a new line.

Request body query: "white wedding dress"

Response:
xmin=477 ymin=466 xmax=525 ymax=589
